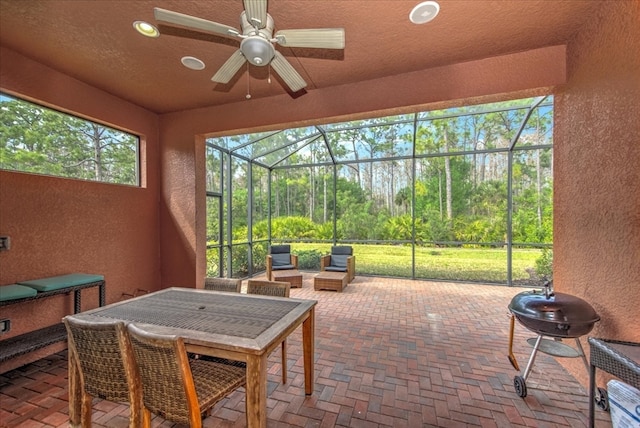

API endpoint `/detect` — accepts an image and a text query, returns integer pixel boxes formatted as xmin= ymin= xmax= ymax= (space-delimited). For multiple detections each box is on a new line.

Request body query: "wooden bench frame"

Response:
xmin=0 ymin=279 xmax=105 ymax=363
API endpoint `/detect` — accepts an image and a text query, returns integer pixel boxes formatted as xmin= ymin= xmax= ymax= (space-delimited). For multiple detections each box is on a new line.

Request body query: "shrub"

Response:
xmin=252 ymin=243 xmax=268 ymax=271
xmin=535 ymin=248 xmax=553 ymax=279
xmin=315 ymin=222 xmax=334 ymax=240
xmin=231 ymin=245 xmax=249 ymax=277
xmin=272 ymin=216 xmax=317 ymax=239
xmin=294 ymin=249 xmax=323 ymax=270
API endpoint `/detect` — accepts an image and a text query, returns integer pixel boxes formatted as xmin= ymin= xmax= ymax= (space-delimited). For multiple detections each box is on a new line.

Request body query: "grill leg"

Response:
xmin=522 ymin=334 xmax=543 ymax=381
xmin=574 ymin=338 xmax=590 ymax=373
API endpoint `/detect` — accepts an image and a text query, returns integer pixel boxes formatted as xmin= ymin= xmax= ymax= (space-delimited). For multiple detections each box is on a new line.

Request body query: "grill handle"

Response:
xmin=543 ymin=279 xmax=554 ymax=299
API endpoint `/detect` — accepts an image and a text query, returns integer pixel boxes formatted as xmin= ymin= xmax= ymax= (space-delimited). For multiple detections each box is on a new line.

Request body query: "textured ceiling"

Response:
xmin=0 ymin=0 xmax=601 ymax=114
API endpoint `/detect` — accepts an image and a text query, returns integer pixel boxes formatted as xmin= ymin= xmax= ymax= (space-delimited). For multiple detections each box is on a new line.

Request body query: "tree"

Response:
xmin=395 ymin=186 xmax=412 ymax=214
xmin=0 ymin=95 xmax=137 ymax=184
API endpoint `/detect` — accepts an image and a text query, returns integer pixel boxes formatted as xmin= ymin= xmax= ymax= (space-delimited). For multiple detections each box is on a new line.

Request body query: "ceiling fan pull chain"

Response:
xmin=268 ymin=65 xmax=272 ymax=84
xmin=246 ymin=62 xmax=252 ymax=99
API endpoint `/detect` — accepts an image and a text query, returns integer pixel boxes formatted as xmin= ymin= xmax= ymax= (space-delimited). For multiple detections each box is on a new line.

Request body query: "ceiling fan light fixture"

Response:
xmin=133 ymin=20 xmax=159 ymax=38
xmin=240 ymin=37 xmax=275 ymax=66
xmin=409 ymin=1 xmax=440 ymax=24
xmin=181 ymin=56 xmax=205 ymax=70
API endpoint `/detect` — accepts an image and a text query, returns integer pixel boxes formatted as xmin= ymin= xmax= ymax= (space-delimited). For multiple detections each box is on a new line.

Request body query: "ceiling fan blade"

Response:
xmin=154 ymin=7 xmax=239 ymax=38
xmin=212 ymin=50 xmax=247 ymax=84
xmin=243 ymin=0 xmax=268 ymax=29
xmin=274 ymin=28 xmax=345 ymax=49
xmin=271 ymin=51 xmax=307 ymax=92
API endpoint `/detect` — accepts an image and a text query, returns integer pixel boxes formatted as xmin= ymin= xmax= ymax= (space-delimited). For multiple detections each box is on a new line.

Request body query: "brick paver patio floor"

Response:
xmin=1 ymin=274 xmax=612 ymax=427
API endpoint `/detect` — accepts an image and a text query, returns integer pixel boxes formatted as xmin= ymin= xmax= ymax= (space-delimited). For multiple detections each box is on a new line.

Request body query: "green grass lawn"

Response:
xmin=292 ymin=243 xmax=543 ymax=284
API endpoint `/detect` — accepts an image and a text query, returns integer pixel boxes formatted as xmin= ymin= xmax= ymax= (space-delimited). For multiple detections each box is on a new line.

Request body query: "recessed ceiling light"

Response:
xmin=133 ymin=20 xmax=159 ymax=38
xmin=410 ymin=1 xmax=440 ymax=24
xmin=181 ymin=56 xmax=205 ymax=70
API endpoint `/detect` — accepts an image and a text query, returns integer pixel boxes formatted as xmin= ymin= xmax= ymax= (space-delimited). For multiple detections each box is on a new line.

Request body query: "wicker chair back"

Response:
xmin=246 ymin=279 xmax=290 ymax=383
xmin=246 ymin=279 xmax=290 ymax=297
xmin=204 ymin=277 xmax=242 ymax=293
xmin=127 ymin=323 xmax=246 ymax=427
xmin=63 ymin=317 xmax=142 ymax=427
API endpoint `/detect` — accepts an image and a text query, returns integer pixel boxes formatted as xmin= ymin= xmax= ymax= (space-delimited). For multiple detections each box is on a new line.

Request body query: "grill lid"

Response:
xmin=509 ymin=288 xmax=600 ymax=326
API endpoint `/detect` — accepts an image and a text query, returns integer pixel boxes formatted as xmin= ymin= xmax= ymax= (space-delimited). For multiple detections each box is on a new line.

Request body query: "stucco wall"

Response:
xmin=554 ymin=0 xmax=640 ymax=385
xmin=0 ymin=47 xmax=161 ymax=372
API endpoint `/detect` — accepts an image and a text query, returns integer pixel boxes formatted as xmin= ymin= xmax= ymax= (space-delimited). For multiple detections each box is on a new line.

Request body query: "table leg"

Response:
xmin=303 ymin=307 xmax=315 ymax=395
xmin=246 ymin=354 xmax=268 ymax=428
xmin=68 ymin=350 xmax=81 ymax=427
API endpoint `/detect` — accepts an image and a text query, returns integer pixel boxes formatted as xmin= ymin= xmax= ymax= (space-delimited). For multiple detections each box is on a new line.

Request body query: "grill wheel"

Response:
xmin=514 ymin=375 xmax=527 ymax=398
xmin=595 ymin=387 xmax=609 ymax=411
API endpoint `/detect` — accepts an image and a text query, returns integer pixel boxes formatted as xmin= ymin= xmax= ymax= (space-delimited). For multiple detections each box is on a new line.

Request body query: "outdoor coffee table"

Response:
xmin=314 ymin=271 xmax=347 ymax=292
xmin=273 ymin=269 xmax=303 ymax=288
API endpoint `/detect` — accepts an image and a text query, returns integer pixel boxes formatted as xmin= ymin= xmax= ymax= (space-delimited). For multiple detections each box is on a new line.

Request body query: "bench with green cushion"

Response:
xmin=0 ymin=273 xmax=106 ymax=366
xmin=0 ymin=284 xmax=38 ymax=302
xmin=17 ymin=273 xmax=104 ymax=292
xmin=0 ymin=273 xmax=106 ymax=311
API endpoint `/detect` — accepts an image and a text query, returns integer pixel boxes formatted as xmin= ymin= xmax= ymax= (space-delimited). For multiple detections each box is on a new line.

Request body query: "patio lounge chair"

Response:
xmin=321 ymin=246 xmax=355 ymax=283
xmin=266 ymin=244 xmax=298 ymax=281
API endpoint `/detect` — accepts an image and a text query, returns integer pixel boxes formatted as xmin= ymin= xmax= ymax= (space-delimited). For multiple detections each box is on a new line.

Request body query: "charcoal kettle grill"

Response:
xmin=507 ymin=281 xmax=601 ymax=398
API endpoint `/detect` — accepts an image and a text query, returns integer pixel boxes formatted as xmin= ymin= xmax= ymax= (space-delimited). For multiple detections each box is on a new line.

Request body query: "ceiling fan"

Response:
xmin=153 ymin=0 xmax=345 ymax=93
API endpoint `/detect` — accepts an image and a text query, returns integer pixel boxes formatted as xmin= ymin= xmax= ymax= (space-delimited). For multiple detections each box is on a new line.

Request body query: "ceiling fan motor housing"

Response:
xmin=240 ymin=37 xmax=274 ymax=65
xmin=239 ymin=11 xmax=275 ymax=66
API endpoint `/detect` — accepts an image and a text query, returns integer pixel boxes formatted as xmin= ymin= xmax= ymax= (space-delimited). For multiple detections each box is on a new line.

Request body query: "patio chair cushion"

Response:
xmin=331 ymin=246 xmax=353 ymax=256
xmin=0 ymin=284 xmax=38 ymax=301
xmin=329 ymin=255 xmax=349 ymax=270
xmin=271 ymin=254 xmax=294 ymax=270
xmin=18 ymin=273 xmax=105 ymax=292
xmin=270 ymin=245 xmax=291 ymax=254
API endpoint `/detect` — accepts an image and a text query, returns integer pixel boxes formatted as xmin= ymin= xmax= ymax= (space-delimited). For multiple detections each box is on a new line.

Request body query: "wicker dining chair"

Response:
xmin=204 ymin=277 xmax=242 ymax=293
xmin=127 ymin=323 xmax=246 ymax=427
xmin=246 ymin=279 xmax=290 ymax=383
xmin=63 ymin=317 xmax=142 ymax=428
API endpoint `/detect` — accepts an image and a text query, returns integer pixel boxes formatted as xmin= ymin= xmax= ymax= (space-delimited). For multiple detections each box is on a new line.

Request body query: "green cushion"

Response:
xmin=0 ymin=284 xmax=38 ymax=301
xmin=18 ymin=273 xmax=104 ymax=292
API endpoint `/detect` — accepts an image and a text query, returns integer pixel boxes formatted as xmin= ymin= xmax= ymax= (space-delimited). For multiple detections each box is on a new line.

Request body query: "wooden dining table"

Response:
xmin=67 ymin=287 xmax=317 ymax=428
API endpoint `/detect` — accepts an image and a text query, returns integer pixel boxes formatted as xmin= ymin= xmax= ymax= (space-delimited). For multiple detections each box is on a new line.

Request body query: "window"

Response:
xmin=0 ymin=93 xmax=139 ymax=185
